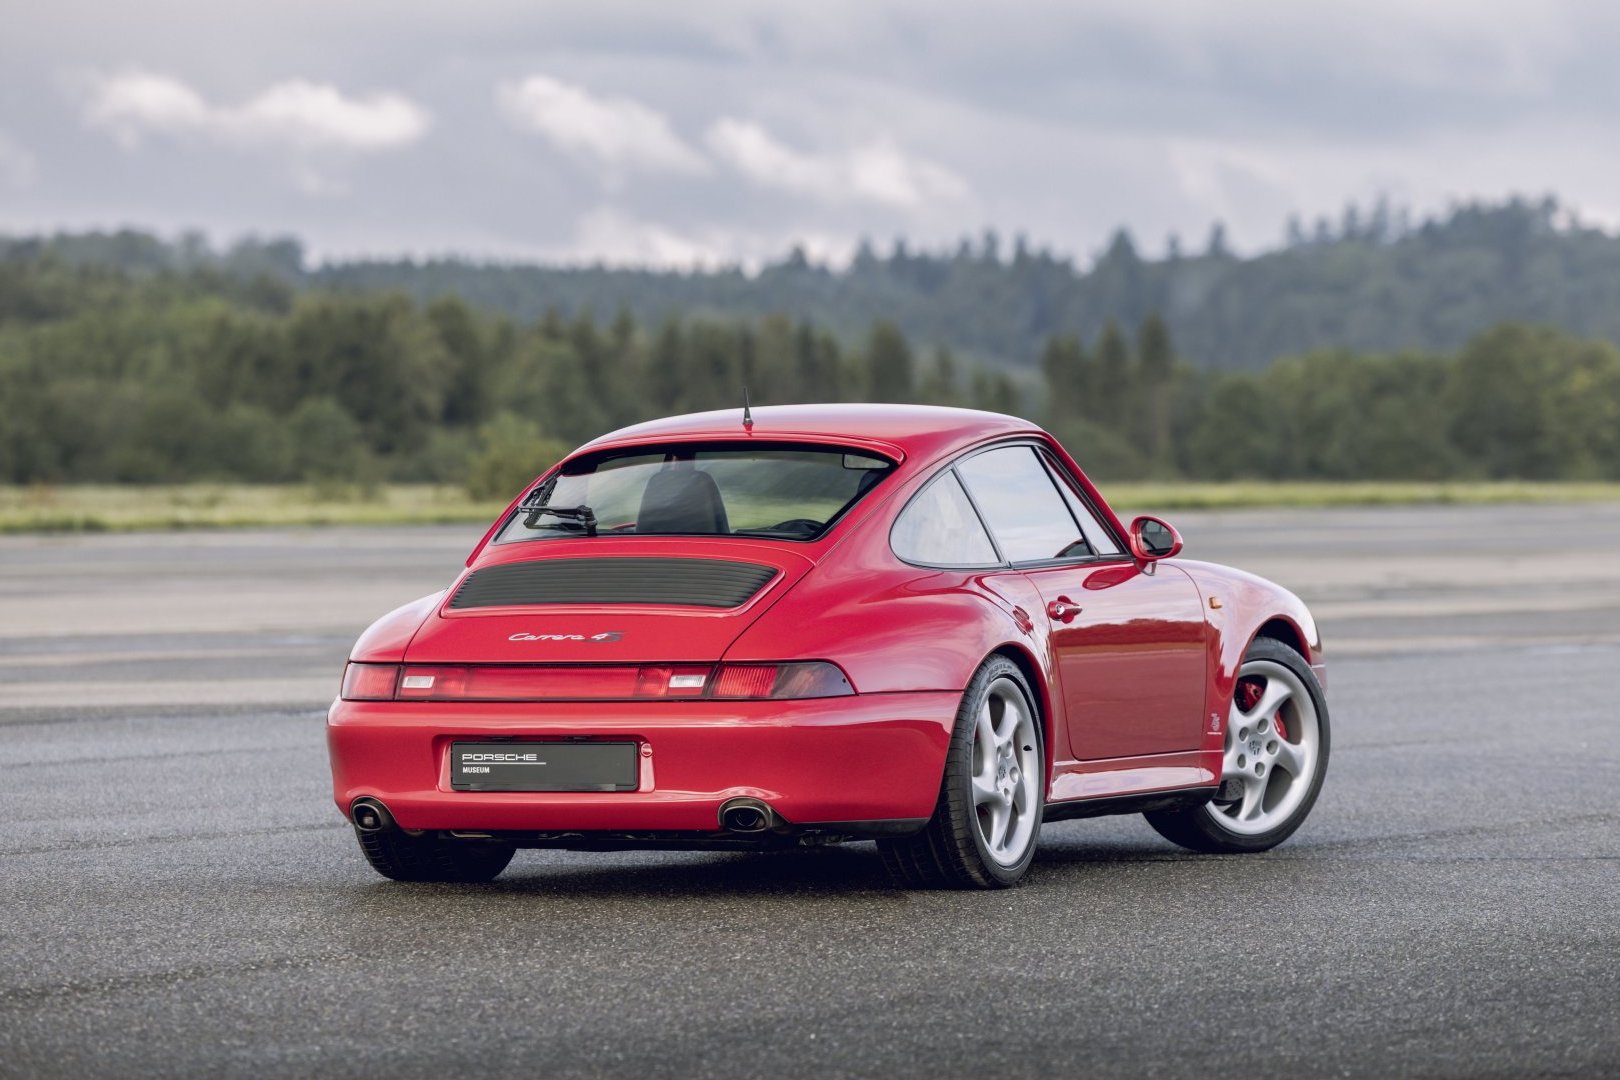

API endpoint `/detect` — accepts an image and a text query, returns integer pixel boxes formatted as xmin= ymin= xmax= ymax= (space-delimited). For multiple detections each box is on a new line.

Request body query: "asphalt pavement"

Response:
xmin=2 ymin=504 xmax=1618 ymax=1078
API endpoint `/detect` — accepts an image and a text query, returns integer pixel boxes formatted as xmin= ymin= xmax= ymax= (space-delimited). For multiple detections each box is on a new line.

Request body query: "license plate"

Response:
xmin=449 ymin=741 xmax=638 ymax=792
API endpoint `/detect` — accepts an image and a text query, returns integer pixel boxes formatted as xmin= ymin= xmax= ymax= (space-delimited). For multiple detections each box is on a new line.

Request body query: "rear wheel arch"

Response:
xmin=988 ymin=643 xmax=1054 ymax=779
xmin=880 ymin=652 xmax=1046 ymax=888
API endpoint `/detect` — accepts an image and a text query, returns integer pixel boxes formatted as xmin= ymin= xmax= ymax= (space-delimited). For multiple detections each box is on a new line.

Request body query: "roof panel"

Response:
xmin=579 ymin=404 xmax=1039 ymax=462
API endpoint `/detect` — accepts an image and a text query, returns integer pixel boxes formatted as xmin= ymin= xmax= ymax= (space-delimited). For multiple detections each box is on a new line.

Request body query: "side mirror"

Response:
xmin=1129 ymin=515 xmax=1183 ymax=562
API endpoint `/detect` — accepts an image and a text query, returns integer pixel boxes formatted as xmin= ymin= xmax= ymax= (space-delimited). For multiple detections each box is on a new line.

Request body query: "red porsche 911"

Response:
xmin=327 ymin=404 xmax=1329 ymax=888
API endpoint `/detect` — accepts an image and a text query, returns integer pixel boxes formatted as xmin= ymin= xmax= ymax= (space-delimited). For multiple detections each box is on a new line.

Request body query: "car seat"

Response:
xmin=636 ymin=468 xmax=730 ymax=533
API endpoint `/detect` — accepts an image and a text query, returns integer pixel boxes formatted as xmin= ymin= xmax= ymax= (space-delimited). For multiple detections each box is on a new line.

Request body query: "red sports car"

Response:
xmin=327 ymin=404 xmax=1329 ymax=888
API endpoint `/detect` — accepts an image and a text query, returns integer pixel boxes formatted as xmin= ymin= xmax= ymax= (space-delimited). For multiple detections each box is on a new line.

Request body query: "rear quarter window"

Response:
xmin=891 ymin=471 xmax=1000 ymax=567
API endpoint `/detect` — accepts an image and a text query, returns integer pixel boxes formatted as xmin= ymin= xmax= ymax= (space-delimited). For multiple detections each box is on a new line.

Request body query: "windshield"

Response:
xmin=494 ymin=442 xmax=895 ymax=544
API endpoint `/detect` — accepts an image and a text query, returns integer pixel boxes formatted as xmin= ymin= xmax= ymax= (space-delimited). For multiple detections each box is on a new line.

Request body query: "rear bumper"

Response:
xmin=326 ymin=692 xmax=959 ymax=833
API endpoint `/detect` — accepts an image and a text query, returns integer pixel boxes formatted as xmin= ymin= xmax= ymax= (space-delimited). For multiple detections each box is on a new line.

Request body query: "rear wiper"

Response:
xmin=521 ymin=503 xmax=598 ymax=536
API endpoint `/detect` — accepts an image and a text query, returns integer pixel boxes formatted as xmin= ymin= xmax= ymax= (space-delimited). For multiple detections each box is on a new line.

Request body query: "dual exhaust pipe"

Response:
xmin=355 ymin=794 xmax=784 ymax=836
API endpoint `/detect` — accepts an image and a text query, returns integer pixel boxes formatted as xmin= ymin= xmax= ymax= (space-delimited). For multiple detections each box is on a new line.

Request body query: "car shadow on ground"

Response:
xmin=338 ymin=830 xmax=1203 ymax=903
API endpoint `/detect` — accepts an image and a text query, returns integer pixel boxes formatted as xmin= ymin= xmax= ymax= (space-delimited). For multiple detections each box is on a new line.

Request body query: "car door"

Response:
xmin=954 ymin=444 xmax=1208 ymax=761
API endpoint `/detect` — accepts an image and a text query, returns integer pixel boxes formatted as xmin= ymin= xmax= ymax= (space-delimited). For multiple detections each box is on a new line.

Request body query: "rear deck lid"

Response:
xmin=403 ymin=539 xmax=815 ymax=663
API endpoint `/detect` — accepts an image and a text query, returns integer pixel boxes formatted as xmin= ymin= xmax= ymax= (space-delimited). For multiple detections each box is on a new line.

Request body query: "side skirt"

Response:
xmin=1042 ymin=786 xmax=1214 ymax=823
xmin=1047 ymin=749 xmax=1219 ymax=803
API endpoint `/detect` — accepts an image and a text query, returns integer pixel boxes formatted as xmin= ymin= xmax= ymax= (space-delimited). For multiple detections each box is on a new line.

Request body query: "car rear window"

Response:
xmin=495 ymin=442 xmax=895 ymax=544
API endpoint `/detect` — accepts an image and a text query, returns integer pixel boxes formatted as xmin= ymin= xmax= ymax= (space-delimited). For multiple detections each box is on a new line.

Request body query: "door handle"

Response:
xmin=1047 ymin=597 xmax=1081 ymax=623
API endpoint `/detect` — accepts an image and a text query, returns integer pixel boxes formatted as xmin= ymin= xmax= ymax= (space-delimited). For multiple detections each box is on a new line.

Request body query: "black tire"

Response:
xmin=354 ymin=827 xmax=515 ymax=883
xmin=879 ymin=656 xmax=1045 ymax=889
xmin=1145 ymin=638 xmax=1330 ymax=854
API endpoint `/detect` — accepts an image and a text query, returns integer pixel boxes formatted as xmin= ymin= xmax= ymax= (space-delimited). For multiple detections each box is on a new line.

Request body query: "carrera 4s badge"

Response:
xmin=508 ymin=631 xmax=624 ymax=643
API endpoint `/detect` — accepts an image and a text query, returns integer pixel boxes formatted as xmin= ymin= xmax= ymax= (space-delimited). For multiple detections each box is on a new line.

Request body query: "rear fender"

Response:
xmin=350 ymin=591 xmax=446 ymax=662
xmin=721 ymin=518 xmax=1070 ymax=760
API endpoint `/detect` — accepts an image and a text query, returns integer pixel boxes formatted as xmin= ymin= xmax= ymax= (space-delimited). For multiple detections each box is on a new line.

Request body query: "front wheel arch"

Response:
xmin=1147 ymin=637 xmax=1330 ymax=853
xmin=1252 ymin=616 xmax=1309 ymax=662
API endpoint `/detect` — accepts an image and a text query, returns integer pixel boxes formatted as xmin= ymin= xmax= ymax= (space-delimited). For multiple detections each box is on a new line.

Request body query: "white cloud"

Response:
xmin=0 ymin=130 xmax=38 ymax=188
xmin=17 ymin=1 xmax=1620 ymax=266
xmin=83 ymin=73 xmax=209 ymax=148
xmin=497 ymin=75 xmax=707 ymax=177
xmin=228 ymin=81 xmax=429 ymax=151
xmin=705 ymin=118 xmax=969 ymax=209
xmin=83 ymin=72 xmax=429 ymax=153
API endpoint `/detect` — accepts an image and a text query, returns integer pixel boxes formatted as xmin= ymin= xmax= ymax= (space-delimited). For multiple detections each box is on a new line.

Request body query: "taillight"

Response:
xmin=710 ymin=662 xmax=854 ymax=699
xmin=338 ymin=661 xmax=853 ymax=701
xmin=341 ymin=662 xmax=400 ymax=701
xmin=633 ymin=665 xmax=713 ymax=698
xmin=710 ymin=664 xmax=776 ymax=699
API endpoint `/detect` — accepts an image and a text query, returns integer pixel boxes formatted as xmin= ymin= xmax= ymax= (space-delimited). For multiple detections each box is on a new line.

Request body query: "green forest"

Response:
xmin=3 ymin=226 xmax=1619 ymax=491
xmin=11 ymin=196 xmax=1620 ymax=373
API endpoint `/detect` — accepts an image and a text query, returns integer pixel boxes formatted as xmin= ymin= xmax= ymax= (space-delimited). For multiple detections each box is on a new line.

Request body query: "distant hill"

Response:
xmin=8 ymin=195 xmax=1620 ymax=370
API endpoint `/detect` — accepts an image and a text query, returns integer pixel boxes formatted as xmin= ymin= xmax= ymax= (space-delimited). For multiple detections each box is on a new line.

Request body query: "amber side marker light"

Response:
xmin=339 ymin=661 xmax=854 ymax=702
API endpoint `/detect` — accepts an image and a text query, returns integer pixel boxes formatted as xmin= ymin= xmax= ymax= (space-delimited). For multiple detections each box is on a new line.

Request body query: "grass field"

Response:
xmin=4 ymin=480 xmax=1620 ymax=533
xmin=1101 ymin=480 xmax=1620 ymax=511
xmin=0 ymin=484 xmax=510 ymax=533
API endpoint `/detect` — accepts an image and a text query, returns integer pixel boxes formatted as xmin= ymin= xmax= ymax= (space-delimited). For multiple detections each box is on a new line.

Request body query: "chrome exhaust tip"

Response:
xmin=350 ymin=797 xmax=394 ymax=833
xmin=718 ymin=797 xmax=780 ymax=833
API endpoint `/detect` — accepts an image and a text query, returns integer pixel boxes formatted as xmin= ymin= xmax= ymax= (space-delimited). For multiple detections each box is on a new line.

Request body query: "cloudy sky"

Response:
xmin=2 ymin=0 xmax=1617 ymax=267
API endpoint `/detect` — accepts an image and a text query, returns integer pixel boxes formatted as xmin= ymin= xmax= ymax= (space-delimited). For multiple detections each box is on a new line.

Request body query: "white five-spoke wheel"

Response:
xmin=1207 ymin=657 xmax=1322 ymax=836
xmin=971 ymin=677 xmax=1042 ymax=866
xmin=879 ymin=656 xmax=1045 ymax=888
xmin=1146 ymin=638 xmax=1330 ymax=854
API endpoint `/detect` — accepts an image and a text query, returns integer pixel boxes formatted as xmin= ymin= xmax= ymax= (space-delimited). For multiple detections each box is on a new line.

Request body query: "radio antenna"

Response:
xmin=742 ymin=386 xmax=754 ymax=431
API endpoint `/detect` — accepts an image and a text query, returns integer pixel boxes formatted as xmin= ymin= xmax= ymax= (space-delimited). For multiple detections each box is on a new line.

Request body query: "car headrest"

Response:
xmin=637 ymin=469 xmax=730 ymax=534
xmin=854 ymin=468 xmax=885 ymax=498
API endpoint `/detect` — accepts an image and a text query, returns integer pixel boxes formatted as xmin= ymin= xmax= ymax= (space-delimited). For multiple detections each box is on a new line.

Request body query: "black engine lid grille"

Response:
xmin=449 ymin=557 xmax=779 ymax=610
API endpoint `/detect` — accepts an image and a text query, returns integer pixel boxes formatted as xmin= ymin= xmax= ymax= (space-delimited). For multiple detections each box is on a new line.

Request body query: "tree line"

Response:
xmin=11 ymin=195 xmax=1620 ymax=374
xmin=1 ymin=250 xmax=1617 ymax=492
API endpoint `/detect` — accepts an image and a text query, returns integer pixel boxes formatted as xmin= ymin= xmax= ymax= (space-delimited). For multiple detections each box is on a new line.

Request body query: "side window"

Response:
xmin=891 ymin=470 xmax=1000 ymax=567
xmin=956 ymin=446 xmax=1086 ymax=563
xmin=1040 ymin=451 xmax=1122 ymax=556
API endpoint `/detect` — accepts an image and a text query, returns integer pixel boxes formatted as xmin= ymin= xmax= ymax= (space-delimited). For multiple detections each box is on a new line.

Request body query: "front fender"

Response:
xmin=1174 ymin=559 xmax=1323 ymax=739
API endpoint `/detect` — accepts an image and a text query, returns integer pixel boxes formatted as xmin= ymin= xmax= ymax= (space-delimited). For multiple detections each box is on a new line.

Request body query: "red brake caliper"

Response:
xmin=1236 ymin=677 xmax=1286 ymax=738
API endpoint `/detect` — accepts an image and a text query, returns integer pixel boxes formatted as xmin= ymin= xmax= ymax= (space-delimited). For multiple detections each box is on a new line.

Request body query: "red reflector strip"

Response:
xmin=399 ymin=665 xmax=648 ymax=700
xmin=341 ymin=662 xmax=854 ymax=702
